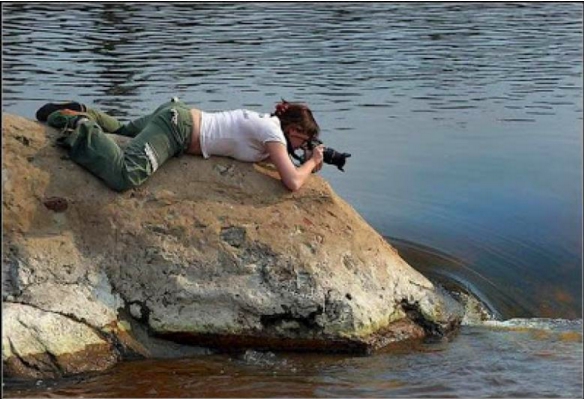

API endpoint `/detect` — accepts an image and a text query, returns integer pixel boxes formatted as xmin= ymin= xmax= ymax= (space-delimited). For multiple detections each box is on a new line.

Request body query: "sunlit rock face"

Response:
xmin=2 ymin=114 xmax=462 ymax=379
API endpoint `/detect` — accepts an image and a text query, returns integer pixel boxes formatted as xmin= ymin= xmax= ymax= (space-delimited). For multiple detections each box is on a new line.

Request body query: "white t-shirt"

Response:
xmin=200 ymin=109 xmax=287 ymax=162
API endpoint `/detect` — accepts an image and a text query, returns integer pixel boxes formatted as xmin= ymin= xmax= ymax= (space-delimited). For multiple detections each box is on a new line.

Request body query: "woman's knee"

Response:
xmin=116 ymin=164 xmax=152 ymax=192
xmin=110 ymin=181 xmax=134 ymax=192
xmin=104 ymin=176 xmax=135 ymax=192
xmin=104 ymin=166 xmax=143 ymax=192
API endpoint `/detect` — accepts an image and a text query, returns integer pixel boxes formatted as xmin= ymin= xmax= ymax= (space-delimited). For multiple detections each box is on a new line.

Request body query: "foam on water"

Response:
xmin=483 ymin=317 xmax=583 ymax=332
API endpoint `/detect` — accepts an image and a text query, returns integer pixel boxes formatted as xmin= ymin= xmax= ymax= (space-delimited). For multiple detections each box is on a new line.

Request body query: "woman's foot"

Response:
xmin=36 ymin=101 xmax=86 ymax=122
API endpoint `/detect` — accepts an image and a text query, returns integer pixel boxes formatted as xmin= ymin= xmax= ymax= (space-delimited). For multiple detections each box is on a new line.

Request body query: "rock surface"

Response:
xmin=2 ymin=113 xmax=462 ymax=379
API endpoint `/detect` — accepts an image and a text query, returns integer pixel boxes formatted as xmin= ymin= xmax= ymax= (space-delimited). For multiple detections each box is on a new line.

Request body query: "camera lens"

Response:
xmin=323 ymin=147 xmax=351 ymax=172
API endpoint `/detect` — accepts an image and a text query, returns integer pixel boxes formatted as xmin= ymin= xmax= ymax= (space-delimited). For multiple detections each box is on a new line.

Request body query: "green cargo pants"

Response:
xmin=61 ymin=99 xmax=193 ymax=192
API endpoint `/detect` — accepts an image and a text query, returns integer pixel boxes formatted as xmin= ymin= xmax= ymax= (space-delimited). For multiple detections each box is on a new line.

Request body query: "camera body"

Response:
xmin=305 ymin=138 xmax=351 ymax=172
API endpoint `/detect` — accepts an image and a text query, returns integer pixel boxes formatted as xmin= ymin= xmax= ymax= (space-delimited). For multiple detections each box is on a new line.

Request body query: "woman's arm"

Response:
xmin=265 ymin=142 xmax=324 ymax=191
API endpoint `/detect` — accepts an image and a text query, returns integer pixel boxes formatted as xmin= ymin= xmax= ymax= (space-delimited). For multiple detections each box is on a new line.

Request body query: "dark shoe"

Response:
xmin=47 ymin=109 xmax=90 ymax=130
xmin=36 ymin=101 xmax=86 ymax=122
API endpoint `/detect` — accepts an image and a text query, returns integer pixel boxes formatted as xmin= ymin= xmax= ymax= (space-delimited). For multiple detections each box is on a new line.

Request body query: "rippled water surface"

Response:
xmin=5 ymin=320 xmax=583 ymax=398
xmin=2 ymin=2 xmax=582 ymax=397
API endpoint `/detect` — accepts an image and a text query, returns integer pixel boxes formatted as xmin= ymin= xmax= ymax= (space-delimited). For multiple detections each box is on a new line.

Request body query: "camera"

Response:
xmin=305 ymin=138 xmax=351 ymax=172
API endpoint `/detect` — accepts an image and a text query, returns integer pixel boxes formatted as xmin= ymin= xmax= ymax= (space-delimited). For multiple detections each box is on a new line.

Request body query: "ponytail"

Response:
xmin=273 ymin=99 xmax=320 ymax=139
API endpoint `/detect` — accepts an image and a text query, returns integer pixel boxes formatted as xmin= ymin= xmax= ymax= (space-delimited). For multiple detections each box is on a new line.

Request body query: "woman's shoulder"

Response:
xmin=240 ymin=109 xmax=273 ymax=120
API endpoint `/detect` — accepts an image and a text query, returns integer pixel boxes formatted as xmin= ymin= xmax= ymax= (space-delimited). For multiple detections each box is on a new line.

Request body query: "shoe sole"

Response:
xmin=36 ymin=102 xmax=85 ymax=122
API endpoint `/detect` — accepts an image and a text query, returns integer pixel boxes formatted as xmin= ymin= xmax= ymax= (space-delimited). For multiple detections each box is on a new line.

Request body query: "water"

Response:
xmin=2 ymin=2 xmax=582 ymax=397
xmin=5 ymin=320 xmax=583 ymax=398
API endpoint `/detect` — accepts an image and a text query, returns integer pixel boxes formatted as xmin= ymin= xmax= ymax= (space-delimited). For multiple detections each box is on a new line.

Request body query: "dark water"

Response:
xmin=4 ymin=319 xmax=583 ymax=398
xmin=2 ymin=3 xmax=582 ymax=397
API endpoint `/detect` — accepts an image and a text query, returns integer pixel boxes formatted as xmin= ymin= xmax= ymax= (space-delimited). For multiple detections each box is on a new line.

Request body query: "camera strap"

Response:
xmin=285 ymin=135 xmax=305 ymax=164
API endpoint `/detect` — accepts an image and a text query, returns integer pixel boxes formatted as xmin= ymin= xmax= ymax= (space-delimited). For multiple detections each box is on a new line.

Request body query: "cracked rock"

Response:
xmin=2 ymin=303 xmax=118 ymax=379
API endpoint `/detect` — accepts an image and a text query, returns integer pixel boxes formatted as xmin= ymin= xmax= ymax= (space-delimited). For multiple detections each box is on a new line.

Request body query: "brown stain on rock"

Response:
xmin=43 ymin=196 xmax=68 ymax=212
xmin=3 ymin=343 xmax=118 ymax=380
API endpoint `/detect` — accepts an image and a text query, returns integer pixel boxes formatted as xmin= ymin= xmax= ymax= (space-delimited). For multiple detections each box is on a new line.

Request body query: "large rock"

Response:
xmin=2 ymin=113 xmax=462 ymax=379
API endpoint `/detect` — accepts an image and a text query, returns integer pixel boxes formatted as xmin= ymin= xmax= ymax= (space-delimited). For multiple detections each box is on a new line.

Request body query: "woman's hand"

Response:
xmin=308 ymin=145 xmax=324 ymax=172
xmin=266 ymin=142 xmax=322 ymax=191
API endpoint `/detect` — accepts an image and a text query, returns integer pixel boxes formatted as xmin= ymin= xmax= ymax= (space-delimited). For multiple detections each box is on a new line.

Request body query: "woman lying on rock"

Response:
xmin=35 ymin=98 xmax=323 ymax=192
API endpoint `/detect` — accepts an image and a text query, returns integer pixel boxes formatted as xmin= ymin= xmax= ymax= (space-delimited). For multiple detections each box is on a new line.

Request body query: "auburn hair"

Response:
xmin=272 ymin=100 xmax=320 ymax=138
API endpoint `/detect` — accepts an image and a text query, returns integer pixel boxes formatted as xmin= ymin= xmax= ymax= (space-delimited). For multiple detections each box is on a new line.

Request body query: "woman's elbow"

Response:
xmin=283 ymin=177 xmax=302 ymax=192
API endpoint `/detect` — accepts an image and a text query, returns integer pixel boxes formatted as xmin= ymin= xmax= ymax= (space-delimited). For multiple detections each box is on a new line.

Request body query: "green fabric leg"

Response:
xmin=86 ymin=108 xmax=152 ymax=137
xmin=118 ymin=113 xmax=154 ymax=137
xmin=85 ymin=109 xmax=125 ymax=134
xmin=84 ymin=108 xmax=150 ymax=137
xmin=118 ymin=100 xmax=184 ymax=136
xmin=85 ymin=100 xmax=180 ymax=137
xmin=64 ymin=116 xmax=175 ymax=192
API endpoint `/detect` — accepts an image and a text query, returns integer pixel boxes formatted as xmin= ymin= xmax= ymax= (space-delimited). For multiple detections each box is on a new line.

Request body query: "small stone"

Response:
xmin=215 ymin=164 xmax=235 ymax=175
xmin=215 ymin=165 xmax=228 ymax=174
xmin=130 ymin=303 xmax=143 ymax=320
